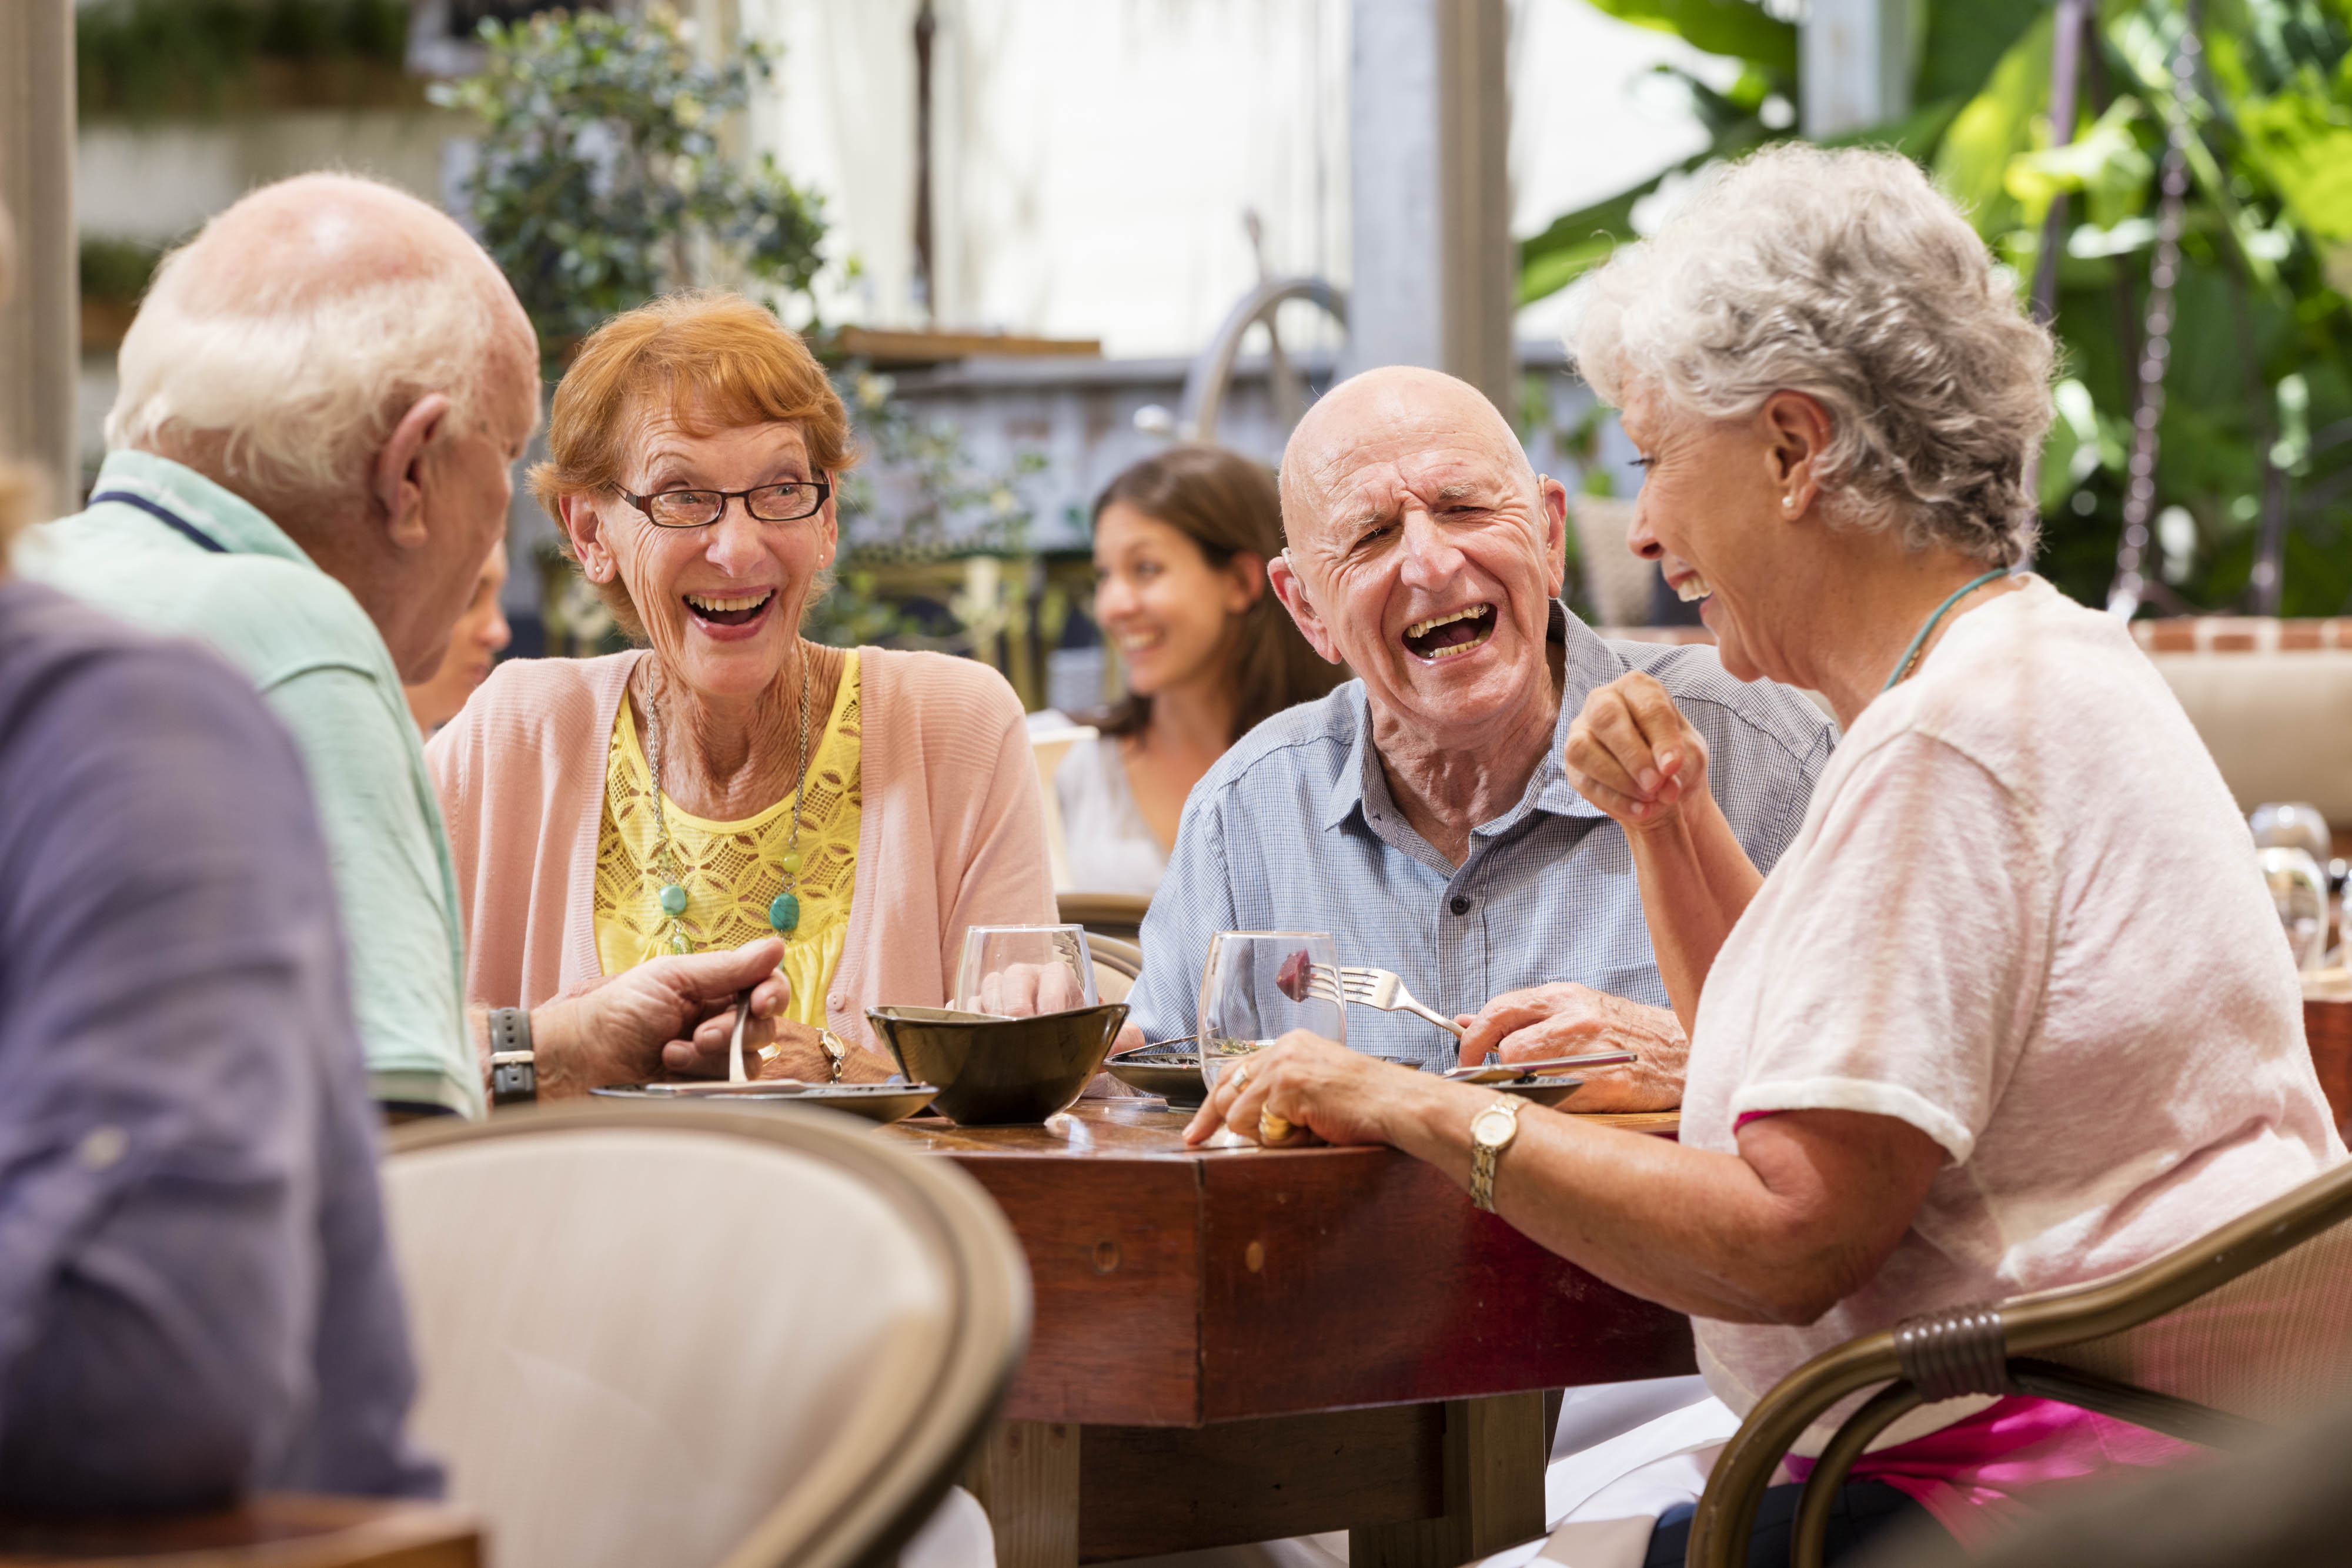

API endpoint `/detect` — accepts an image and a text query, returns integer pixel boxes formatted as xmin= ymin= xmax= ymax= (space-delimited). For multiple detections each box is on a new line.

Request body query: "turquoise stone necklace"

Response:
xmin=642 ymin=653 xmax=813 ymax=954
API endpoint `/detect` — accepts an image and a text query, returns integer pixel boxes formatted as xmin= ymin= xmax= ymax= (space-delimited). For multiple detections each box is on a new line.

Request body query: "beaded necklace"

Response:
xmin=640 ymin=654 xmax=813 ymax=954
xmin=1881 ymin=570 xmax=2009 ymax=693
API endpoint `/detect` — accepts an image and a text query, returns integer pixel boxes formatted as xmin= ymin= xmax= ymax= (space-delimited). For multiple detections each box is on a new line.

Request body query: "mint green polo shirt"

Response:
xmin=21 ymin=451 xmax=483 ymax=1118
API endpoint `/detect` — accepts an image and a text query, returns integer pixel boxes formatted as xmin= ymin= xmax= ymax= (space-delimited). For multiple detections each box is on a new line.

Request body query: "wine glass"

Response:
xmin=1196 ymin=931 xmax=1344 ymax=1091
xmin=952 ymin=924 xmax=1099 ymax=1017
xmin=2250 ymin=801 xmax=2333 ymax=865
xmin=2260 ymin=847 xmax=2330 ymax=974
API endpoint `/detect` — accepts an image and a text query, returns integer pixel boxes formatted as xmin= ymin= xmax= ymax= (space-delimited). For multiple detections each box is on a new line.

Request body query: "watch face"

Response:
xmin=1473 ymin=1101 xmax=1518 ymax=1144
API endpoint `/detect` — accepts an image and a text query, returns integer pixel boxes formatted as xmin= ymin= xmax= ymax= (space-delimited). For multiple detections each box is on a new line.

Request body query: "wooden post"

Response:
xmin=1800 ymin=0 xmax=1913 ymax=139
xmin=1352 ymin=1390 xmax=1549 ymax=1568
xmin=0 ymin=0 xmax=78 ymax=513
xmin=964 ymin=1417 xmax=1081 ymax=1568
xmin=1348 ymin=0 xmax=1514 ymax=414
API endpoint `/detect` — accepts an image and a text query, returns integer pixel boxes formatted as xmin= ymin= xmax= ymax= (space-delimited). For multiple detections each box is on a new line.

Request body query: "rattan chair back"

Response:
xmin=385 ymin=1102 xmax=1029 ymax=1568
xmin=1688 ymin=1157 xmax=2352 ymax=1568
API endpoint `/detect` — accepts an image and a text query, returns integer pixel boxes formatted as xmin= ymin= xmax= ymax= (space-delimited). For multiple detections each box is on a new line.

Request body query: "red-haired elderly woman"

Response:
xmin=428 ymin=292 xmax=1055 ymax=1089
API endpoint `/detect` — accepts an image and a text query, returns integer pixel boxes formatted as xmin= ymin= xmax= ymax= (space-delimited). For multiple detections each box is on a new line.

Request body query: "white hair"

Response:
xmin=106 ymin=207 xmax=514 ymax=513
xmin=1574 ymin=143 xmax=2055 ymax=568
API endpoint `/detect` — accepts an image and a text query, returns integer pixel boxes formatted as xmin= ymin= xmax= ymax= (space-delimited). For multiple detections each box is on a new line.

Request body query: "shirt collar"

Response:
xmin=1323 ymin=599 xmax=1626 ymax=835
xmin=89 ymin=450 xmax=321 ymax=570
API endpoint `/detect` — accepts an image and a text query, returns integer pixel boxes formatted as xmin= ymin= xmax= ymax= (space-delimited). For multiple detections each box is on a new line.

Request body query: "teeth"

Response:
xmin=1674 ymin=574 xmax=1713 ymax=604
xmin=1406 ymin=604 xmax=1491 ymax=638
xmin=687 ymin=591 xmax=773 ymax=614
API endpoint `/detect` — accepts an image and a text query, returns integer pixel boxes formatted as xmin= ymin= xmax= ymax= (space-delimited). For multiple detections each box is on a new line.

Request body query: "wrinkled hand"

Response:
xmin=532 ymin=939 xmax=787 ymax=1095
xmin=972 ymin=961 xmax=1088 ymax=1018
xmin=1565 ymin=671 xmax=1710 ymax=835
xmin=1455 ymin=984 xmax=1687 ymax=1112
xmin=1182 ymin=1032 xmax=1436 ymax=1149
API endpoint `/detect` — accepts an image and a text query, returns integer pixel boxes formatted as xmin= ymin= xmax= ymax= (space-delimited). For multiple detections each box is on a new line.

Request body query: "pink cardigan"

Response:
xmin=425 ymin=647 xmax=1058 ymax=1049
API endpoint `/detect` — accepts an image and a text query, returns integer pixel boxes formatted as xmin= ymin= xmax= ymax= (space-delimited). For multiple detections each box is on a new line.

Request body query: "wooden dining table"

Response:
xmin=883 ymin=1101 xmax=1694 ymax=1568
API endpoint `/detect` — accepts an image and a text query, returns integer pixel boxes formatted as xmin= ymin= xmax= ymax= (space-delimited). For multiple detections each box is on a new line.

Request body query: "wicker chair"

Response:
xmin=1688 ymin=1158 xmax=2352 ymax=1568
xmin=385 ymin=1103 xmax=1030 ymax=1568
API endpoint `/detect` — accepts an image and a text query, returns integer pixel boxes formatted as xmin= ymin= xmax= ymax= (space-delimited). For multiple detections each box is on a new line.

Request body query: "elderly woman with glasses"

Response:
xmin=428 ymin=291 xmax=1055 ymax=1089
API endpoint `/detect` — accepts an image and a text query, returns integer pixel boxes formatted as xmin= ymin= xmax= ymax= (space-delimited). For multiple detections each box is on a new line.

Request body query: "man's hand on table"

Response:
xmin=1456 ymin=985 xmax=1686 ymax=1112
xmin=527 ymin=939 xmax=789 ymax=1096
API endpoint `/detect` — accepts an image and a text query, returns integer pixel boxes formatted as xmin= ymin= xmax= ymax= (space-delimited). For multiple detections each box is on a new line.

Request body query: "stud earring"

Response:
xmin=1782 ymin=495 xmax=1796 ymax=510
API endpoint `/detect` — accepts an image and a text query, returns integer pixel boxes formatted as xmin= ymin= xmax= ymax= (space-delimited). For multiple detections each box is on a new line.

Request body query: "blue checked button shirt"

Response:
xmin=1130 ymin=602 xmax=1838 ymax=1071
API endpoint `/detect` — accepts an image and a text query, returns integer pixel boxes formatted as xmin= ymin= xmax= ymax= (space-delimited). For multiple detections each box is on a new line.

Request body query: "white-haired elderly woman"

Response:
xmin=1187 ymin=145 xmax=2342 ymax=1567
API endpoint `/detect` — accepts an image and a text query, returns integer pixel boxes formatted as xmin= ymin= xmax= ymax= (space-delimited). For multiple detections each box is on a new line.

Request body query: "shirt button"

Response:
xmin=1450 ymin=895 xmax=1471 ymax=917
xmin=78 ymin=1126 xmax=127 ymax=1171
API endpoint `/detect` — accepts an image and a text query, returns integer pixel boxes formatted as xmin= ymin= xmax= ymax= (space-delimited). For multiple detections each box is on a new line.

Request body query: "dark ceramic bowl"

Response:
xmin=866 ymin=1003 xmax=1130 ymax=1125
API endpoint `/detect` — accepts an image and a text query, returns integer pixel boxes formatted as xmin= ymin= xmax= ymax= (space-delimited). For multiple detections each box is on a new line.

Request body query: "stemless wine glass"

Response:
xmin=2260 ymin=847 xmax=2330 ymax=974
xmin=2250 ymin=801 xmax=2333 ymax=865
xmin=952 ymin=924 xmax=1100 ymax=1017
xmin=1196 ymin=931 xmax=1344 ymax=1091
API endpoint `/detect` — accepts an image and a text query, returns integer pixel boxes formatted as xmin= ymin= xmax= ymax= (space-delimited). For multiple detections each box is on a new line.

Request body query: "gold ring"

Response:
xmin=1230 ymin=1064 xmax=1251 ymax=1090
xmin=757 ymin=1043 xmax=781 ymax=1064
xmin=1260 ymin=1108 xmax=1294 ymax=1143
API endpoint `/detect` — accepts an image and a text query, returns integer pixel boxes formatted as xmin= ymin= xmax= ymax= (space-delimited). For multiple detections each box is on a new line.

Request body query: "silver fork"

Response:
xmin=1323 ymin=964 xmax=1464 ymax=1039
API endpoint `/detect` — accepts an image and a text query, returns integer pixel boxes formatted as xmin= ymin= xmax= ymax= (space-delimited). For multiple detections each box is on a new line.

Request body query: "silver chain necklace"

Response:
xmin=642 ymin=649 xmax=813 ymax=954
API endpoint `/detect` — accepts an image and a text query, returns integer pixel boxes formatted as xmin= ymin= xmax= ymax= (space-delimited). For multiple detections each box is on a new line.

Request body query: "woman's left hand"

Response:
xmin=1182 ymin=1032 xmax=1432 ymax=1148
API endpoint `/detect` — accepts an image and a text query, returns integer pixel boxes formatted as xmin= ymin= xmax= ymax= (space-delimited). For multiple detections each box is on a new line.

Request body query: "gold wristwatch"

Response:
xmin=819 ymin=1028 xmax=848 ymax=1082
xmin=1469 ymin=1095 xmax=1524 ymax=1213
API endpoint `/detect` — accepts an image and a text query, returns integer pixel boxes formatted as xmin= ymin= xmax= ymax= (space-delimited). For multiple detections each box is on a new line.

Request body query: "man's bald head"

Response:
xmin=1262 ymin=363 xmax=1567 ymax=748
xmin=1279 ymin=366 xmax=1534 ymax=543
xmin=108 ymin=173 xmax=536 ymax=521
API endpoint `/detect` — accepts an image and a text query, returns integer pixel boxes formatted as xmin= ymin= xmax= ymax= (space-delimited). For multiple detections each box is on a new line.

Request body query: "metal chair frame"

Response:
xmin=1688 ymin=1158 xmax=2352 ymax=1568
xmin=390 ymin=1102 xmax=1031 ymax=1568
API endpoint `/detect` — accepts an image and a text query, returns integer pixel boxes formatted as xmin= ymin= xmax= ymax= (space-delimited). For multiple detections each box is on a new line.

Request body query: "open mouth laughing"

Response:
xmin=1401 ymin=603 xmax=1496 ymax=661
xmin=684 ymin=589 xmax=776 ymax=629
xmin=1672 ymin=572 xmax=1714 ymax=604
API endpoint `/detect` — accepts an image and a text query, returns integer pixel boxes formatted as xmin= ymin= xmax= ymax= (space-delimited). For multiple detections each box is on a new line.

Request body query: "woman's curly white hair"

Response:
xmin=1574 ymin=143 xmax=2055 ymax=568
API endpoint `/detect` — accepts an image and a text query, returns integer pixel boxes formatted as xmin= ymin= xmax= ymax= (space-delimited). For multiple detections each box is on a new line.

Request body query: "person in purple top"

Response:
xmin=0 ymin=215 xmax=433 ymax=1507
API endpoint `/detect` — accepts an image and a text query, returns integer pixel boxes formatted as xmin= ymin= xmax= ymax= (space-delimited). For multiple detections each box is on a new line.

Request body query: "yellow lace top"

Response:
xmin=593 ymin=656 xmax=861 ymax=1028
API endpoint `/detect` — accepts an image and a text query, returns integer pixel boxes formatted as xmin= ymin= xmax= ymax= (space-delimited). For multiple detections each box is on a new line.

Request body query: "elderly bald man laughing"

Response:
xmin=1124 ymin=367 xmax=1835 ymax=1107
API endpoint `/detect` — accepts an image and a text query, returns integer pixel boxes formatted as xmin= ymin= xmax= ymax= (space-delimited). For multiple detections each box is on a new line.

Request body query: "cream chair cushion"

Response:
xmin=2147 ymin=651 xmax=2352 ymax=823
xmin=385 ymin=1123 xmax=958 ymax=1568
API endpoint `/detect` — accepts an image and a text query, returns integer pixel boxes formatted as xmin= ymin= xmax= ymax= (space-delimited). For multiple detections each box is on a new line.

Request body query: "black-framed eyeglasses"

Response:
xmin=615 ymin=474 xmax=832 ymax=529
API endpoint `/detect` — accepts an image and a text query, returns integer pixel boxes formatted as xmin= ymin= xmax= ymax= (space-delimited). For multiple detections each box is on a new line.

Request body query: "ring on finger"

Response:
xmin=757 ymin=1043 xmax=781 ymax=1064
xmin=1231 ymin=1064 xmax=1251 ymax=1090
xmin=1260 ymin=1108 xmax=1294 ymax=1143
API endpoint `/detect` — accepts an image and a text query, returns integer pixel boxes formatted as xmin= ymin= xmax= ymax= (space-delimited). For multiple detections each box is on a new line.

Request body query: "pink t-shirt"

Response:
xmin=1686 ymin=579 xmax=2341 ymax=1472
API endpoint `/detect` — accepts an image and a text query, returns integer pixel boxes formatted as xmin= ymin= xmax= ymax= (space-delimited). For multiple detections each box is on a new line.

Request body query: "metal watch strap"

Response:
xmin=1469 ymin=1096 xmax=1523 ymax=1213
xmin=487 ymin=1007 xmax=537 ymax=1106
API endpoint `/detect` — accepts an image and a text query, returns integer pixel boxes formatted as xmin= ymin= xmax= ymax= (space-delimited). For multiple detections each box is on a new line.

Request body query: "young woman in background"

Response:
xmin=1058 ymin=444 xmax=1341 ymax=893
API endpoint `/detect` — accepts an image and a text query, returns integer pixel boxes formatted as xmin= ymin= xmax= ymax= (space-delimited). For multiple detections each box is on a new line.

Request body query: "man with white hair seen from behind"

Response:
xmin=28 ymin=174 xmax=793 ymax=1117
